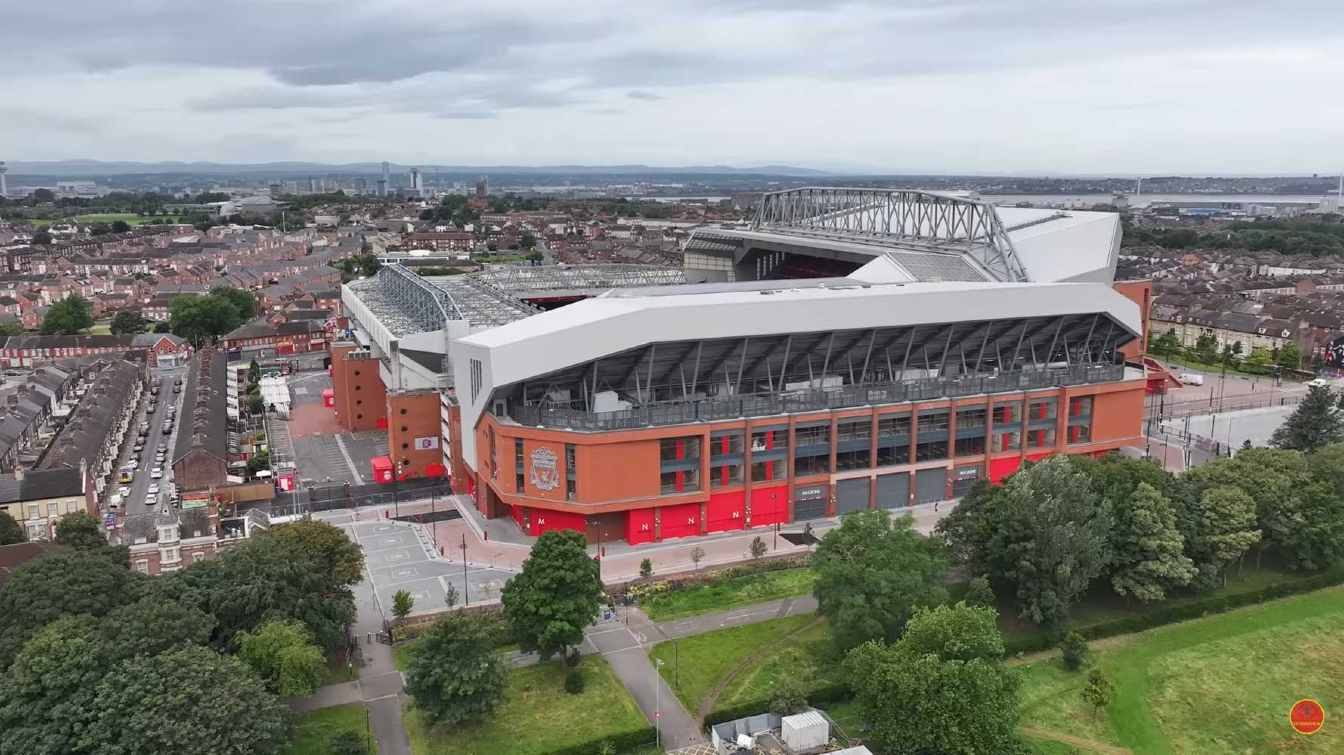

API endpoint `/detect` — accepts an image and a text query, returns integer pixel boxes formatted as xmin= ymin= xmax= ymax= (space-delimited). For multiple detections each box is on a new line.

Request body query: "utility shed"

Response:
xmin=781 ymin=710 xmax=828 ymax=751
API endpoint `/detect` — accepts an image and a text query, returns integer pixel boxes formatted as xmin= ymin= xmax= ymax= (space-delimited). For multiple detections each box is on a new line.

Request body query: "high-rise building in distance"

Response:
xmin=381 ymin=161 xmax=391 ymax=196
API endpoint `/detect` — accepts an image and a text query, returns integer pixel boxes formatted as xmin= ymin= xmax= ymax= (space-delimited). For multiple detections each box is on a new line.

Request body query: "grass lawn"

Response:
xmin=284 ymin=703 xmax=376 ymax=755
xmin=650 ymin=614 xmax=817 ymax=712
xmin=640 ymin=567 xmax=817 ymax=621
xmin=1018 ymin=585 xmax=1344 ymax=754
xmin=403 ymin=658 xmax=649 ymax=755
xmin=393 ymin=639 xmax=419 ymax=672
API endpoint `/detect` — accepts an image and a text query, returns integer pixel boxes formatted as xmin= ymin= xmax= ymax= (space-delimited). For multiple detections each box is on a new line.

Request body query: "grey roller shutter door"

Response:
xmin=915 ymin=468 xmax=948 ymax=504
xmin=793 ymin=498 xmax=828 ymax=521
xmin=835 ymin=477 xmax=870 ymax=515
xmin=876 ymin=472 xmax=910 ymax=509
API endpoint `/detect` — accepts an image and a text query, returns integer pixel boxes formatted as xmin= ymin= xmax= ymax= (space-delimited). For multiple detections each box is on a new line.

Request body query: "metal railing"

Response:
xmin=509 ymin=363 xmax=1125 ymax=431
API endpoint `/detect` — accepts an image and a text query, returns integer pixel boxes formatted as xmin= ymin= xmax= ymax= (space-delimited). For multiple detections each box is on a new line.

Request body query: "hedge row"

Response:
xmin=614 ymin=553 xmax=812 ymax=600
xmin=1004 ymin=564 xmax=1344 ymax=655
xmin=536 ymin=725 xmax=654 ymax=755
xmin=704 ymin=682 xmax=853 ymax=727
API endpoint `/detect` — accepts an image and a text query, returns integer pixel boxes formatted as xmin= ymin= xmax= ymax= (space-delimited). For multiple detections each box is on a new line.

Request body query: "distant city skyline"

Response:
xmin=5 ymin=1 xmax=1344 ymax=174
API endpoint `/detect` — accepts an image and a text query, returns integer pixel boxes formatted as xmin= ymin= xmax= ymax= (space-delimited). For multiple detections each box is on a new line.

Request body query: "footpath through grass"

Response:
xmin=640 ymin=567 xmax=816 ymax=622
xmin=284 ymin=703 xmax=376 ymax=755
xmin=1019 ymin=585 xmax=1344 ymax=754
xmin=404 ymin=658 xmax=648 ymax=755
xmin=650 ymin=614 xmax=817 ymax=711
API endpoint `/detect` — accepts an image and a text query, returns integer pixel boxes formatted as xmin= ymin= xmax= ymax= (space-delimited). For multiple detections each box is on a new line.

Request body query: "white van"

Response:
xmin=1179 ymin=372 xmax=1205 ymax=386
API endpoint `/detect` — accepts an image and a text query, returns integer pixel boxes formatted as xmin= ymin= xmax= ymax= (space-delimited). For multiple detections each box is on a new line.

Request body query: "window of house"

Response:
xmin=162 ymin=547 xmax=180 ymax=563
xmin=133 ymin=560 xmax=149 ymax=574
xmin=915 ymin=409 xmax=950 ymax=461
xmin=955 ymin=406 xmax=987 ymax=457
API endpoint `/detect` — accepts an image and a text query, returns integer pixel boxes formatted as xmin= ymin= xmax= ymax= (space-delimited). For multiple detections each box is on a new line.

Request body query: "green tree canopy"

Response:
xmin=168 ymin=293 xmax=243 ymax=348
xmin=986 ymin=456 xmax=1113 ymax=627
xmin=236 ymin=618 xmax=325 ymax=697
xmin=99 ymin=594 xmax=215 ymax=662
xmin=844 ymin=605 xmax=1020 ymax=755
xmin=1110 ymin=482 xmax=1196 ymax=602
xmin=210 ymin=285 xmax=257 ymax=320
xmin=404 ymin=612 xmax=507 ymax=726
xmin=84 ymin=646 xmax=289 ymax=755
xmin=0 ymin=548 xmax=139 ymax=669
xmin=1270 ymin=384 xmax=1343 ymax=452
xmin=1189 ymin=486 xmax=1261 ymax=587
xmin=261 ymin=519 xmax=365 ymax=586
xmin=110 ymin=309 xmax=148 ymax=335
xmin=1277 ymin=341 xmax=1301 ymax=370
xmin=0 ymin=615 xmax=103 ymax=755
xmin=501 ymin=530 xmax=604 ymax=660
xmin=40 ymin=294 xmax=94 ymax=335
xmin=812 ymin=509 xmax=948 ymax=652
xmin=54 ymin=511 xmax=106 ymax=550
xmin=0 ymin=509 xmax=23 ymax=545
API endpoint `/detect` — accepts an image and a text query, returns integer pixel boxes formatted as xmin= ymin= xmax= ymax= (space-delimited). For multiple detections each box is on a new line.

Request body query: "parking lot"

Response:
xmin=283 ymin=371 xmax=389 ymax=487
xmin=317 ymin=509 xmax=518 ymax=619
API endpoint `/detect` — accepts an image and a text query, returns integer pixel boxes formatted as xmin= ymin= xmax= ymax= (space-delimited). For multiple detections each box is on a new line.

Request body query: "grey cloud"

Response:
xmin=626 ymin=90 xmax=663 ymax=101
xmin=0 ymin=107 xmax=102 ymax=133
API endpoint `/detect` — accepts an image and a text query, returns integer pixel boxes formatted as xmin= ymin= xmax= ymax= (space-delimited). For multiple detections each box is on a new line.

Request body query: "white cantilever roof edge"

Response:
xmin=455 ymin=280 xmax=1135 ymax=398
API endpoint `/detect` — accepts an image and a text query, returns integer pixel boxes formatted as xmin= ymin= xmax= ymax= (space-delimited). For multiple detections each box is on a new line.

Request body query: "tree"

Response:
xmin=32 ymin=188 xmax=55 ymax=202
xmin=639 ymin=558 xmax=653 ymax=578
xmin=1189 ymin=486 xmax=1261 ymax=587
xmin=40 ymin=294 xmax=94 ymax=334
xmin=110 ymin=219 xmax=131 ymax=233
xmin=1192 ymin=332 xmax=1219 ymax=364
xmin=690 ymin=545 xmax=706 ymax=569
xmin=168 ymin=293 xmax=243 ymax=347
xmin=0 ymin=509 xmax=22 ymax=545
xmin=1060 ymin=631 xmax=1089 ymax=671
xmin=171 ymin=533 xmax=357 ymax=652
xmin=31 ymin=229 xmax=53 ymax=246
xmin=1109 ymin=482 xmax=1196 ymax=602
xmin=236 ymin=619 xmax=325 ymax=697
xmin=404 ymin=613 xmax=507 ymax=726
xmin=1244 ymin=346 xmax=1273 ymax=373
xmin=1150 ymin=328 xmax=1181 ymax=356
xmin=262 ymin=519 xmax=365 ymax=586
xmin=0 ymin=319 xmax=21 ymax=337
xmin=444 ymin=582 xmax=458 ymax=609
xmin=393 ymin=589 xmax=415 ymax=624
xmin=0 ymin=615 xmax=103 ymax=754
xmin=768 ymin=673 xmax=809 ymax=716
xmin=1277 ymin=341 xmax=1302 ymax=370
xmin=985 ymin=456 xmax=1113 ymax=627
xmin=812 ymin=509 xmax=948 ymax=652
xmin=247 ymin=448 xmax=269 ymax=474
xmin=963 ymin=575 xmax=994 ymax=608
xmin=110 ymin=309 xmax=148 ymax=335
xmin=897 ymin=602 xmax=1004 ymax=662
xmin=1270 ymin=384 xmax=1343 ymax=452
xmin=99 ymin=594 xmax=215 ymax=662
xmin=248 ymin=358 xmax=261 ymax=385
xmin=54 ymin=511 xmax=106 ymax=549
xmin=749 ymin=536 xmax=768 ymax=560
xmin=501 ymin=530 xmax=604 ymax=660
xmin=210 ymin=285 xmax=257 ymax=320
xmin=0 ymin=549 xmax=138 ymax=669
xmin=1081 ymin=669 xmax=1114 ymax=716
xmin=844 ymin=604 xmax=1020 ymax=755
xmin=330 ymin=732 xmax=370 ymax=755
xmin=84 ymin=646 xmax=289 ymax=754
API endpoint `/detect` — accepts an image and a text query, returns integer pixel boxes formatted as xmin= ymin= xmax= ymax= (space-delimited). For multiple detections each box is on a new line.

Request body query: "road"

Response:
xmin=109 ymin=365 xmax=188 ymax=520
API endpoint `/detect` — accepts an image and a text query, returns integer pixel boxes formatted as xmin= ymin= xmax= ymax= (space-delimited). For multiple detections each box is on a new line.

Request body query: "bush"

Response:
xmin=706 ymin=681 xmax=852 ymax=726
xmin=963 ymin=575 xmax=994 ymax=608
xmin=1060 ymin=631 xmax=1088 ymax=671
xmin=564 ymin=669 xmax=585 ymax=694
xmin=564 ymin=647 xmax=582 ymax=668
xmin=541 ymin=727 xmax=654 ymax=755
xmin=1003 ymin=565 xmax=1344 ymax=655
xmin=329 ymin=731 xmax=368 ymax=755
xmin=639 ymin=558 xmax=653 ymax=578
xmin=768 ymin=674 xmax=809 ymax=716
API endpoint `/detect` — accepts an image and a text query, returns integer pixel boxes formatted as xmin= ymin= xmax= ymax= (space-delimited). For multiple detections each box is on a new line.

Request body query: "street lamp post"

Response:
xmin=654 ymin=658 xmax=664 ymax=751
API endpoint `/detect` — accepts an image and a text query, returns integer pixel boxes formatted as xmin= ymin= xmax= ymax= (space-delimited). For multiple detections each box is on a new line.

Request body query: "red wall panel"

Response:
xmin=626 ymin=508 xmax=656 ymax=545
xmin=751 ymin=484 xmax=789 ymax=527
xmin=706 ymin=491 xmax=745 ymax=533
xmin=533 ymin=508 xmax=586 ymax=537
xmin=659 ymin=502 xmax=701 ymax=540
xmin=988 ymin=456 xmax=1022 ymax=484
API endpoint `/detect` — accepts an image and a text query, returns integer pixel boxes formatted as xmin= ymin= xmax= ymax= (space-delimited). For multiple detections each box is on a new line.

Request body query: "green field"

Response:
xmin=640 ymin=567 xmax=817 ymax=621
xmin=403 ymin=658 xmax=649 ymax=755
xmin=33 ymin=213 xmax=184 ymax=228
xmin=284 ymin=703 xmax=376 ymax=755
xmin=1019 ymin=585 xmax=1344 ymax=754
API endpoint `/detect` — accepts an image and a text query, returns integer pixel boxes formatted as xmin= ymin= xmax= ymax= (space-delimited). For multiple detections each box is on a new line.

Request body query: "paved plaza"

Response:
xmin=317 ymin=508 xmax=518 ymax=619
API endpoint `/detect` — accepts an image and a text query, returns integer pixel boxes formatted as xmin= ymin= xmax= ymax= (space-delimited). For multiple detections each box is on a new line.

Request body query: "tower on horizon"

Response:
xmin=0 ymin=161 xmax=7 ymax=198
xmin=381 ymin=161 xmax=391 ymax=196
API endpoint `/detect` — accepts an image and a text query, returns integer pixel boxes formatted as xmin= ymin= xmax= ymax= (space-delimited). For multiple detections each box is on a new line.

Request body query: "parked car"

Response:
xmin=151 ymin=467 xmax=163 ymax=479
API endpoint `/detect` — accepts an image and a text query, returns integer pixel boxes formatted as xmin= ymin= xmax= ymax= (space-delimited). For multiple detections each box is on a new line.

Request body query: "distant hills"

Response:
xmin=6 ymin=160 xmax=833 ymax=177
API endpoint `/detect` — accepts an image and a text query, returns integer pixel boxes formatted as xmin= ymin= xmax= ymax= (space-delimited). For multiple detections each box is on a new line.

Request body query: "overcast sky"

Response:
xmin=6 ymin=0 xmax=1344 ymax=174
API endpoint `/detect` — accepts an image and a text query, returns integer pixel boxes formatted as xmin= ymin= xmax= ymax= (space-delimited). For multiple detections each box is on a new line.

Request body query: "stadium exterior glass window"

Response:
xmin=711 ymin=463 xmax=743 ymax=488
xmin=565 ymin=444 xmax=576 ymax=501
xmin=992 ymin=401 xmax=1022 ymax=452
xmin=1067 ymin=396 xmax=1094 ymax=444
xmin=835 ymin=418 xmax=872 ymax=470
xmin=955 ymin=406 xmax=987 ymax=457
xmin=710 ymin=431 xmax=744 ymax=487
xmin=750 ymin=426 xmax=787 ymax=482
xmin=514 ymin=439 xmax=524 ymax=491
xmin=793 ymin=422 xmax=831 ymax=476
xmin=1027 ymin=397 xmax=1058 ymax=450
xmin=659 ymin=437 xmax=701 ymax=493
xmin=915 ymin=409 xmax=950 ymax=462
xmin=876 ymin=413 xmax=912 ymax=466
